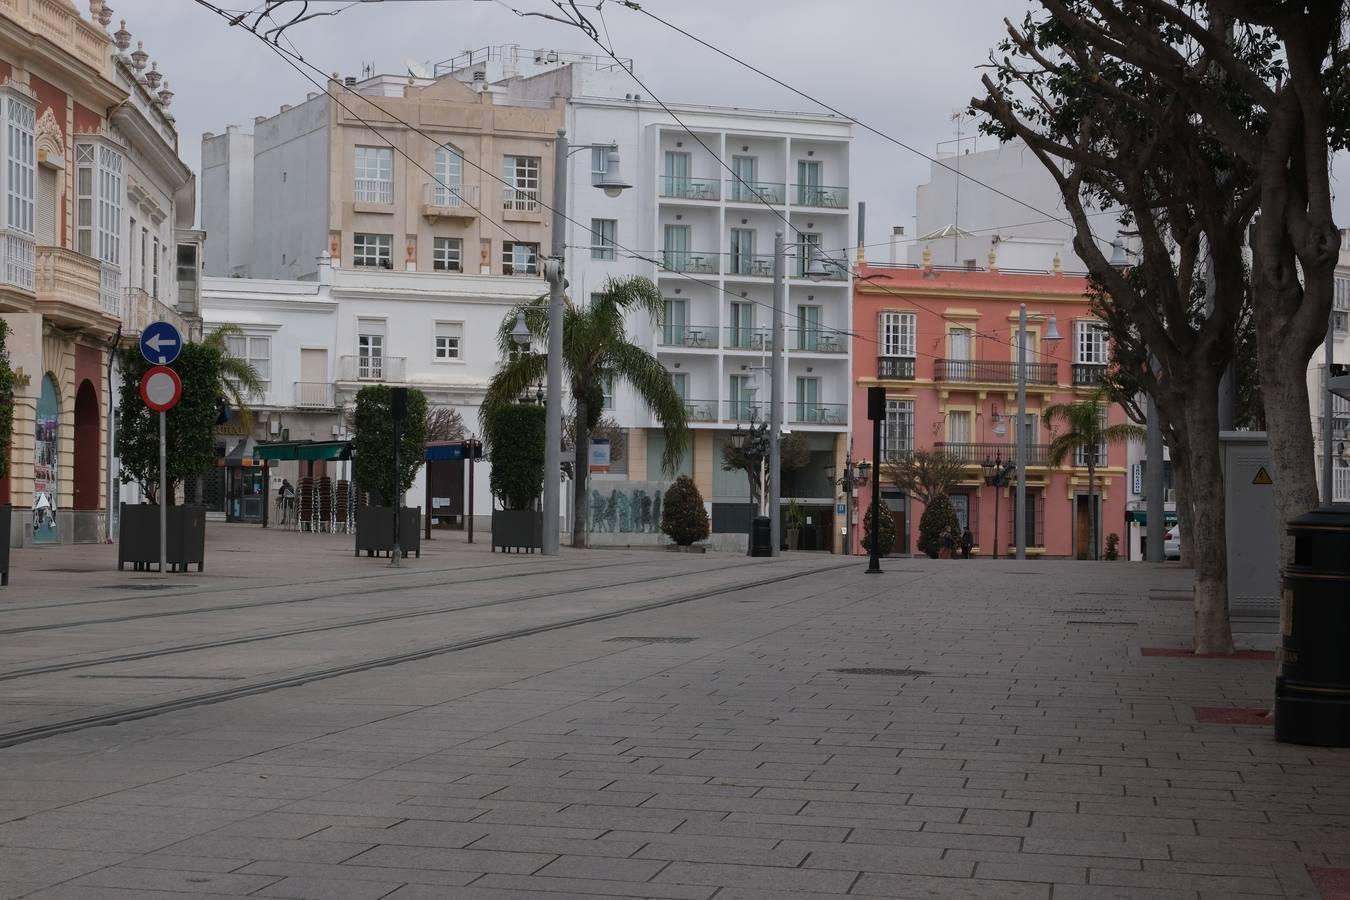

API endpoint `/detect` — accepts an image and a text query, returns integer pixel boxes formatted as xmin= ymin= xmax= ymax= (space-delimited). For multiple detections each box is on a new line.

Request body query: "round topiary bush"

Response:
xmin=917 ymin=493 xmax=961 ymax=559
xmin=660 ymin=475 xmax=710 ymax=546
xmin=861 ymin=500 xmax=896 ymax=557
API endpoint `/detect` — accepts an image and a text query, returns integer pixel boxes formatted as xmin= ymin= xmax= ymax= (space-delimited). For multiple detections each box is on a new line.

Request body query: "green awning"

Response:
xmin=253 ymin=440 xmax=352 ymax=462
xmin=1126 ymin=510 xmax=1178 ymax=525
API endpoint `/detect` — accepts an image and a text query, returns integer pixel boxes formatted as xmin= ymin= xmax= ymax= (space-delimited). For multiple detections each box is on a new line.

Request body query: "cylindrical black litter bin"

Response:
xmin=750 ymin=515 xmax=773 ymax=557
xmin=1275 ymin=506 xmax=1350 ymax=747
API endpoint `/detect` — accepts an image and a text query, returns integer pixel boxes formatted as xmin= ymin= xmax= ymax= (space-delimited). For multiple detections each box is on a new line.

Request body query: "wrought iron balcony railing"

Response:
xmin=1072 ymin=362 xmax=1107 ymax=386
xmin=934 ymin=358 xmax=1058 ymax=385
xmin=934 ymin=441 xmax=1050 ymax=466
xmin=877 ymin=356 xmax=915 ymax=379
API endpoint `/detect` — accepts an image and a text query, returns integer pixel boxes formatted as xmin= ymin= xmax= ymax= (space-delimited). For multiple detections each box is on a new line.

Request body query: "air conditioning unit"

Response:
xmin=331 ymin=424 xmax=342 ymax=437
xmin=270 ymin=418 xmax=282 ymax=435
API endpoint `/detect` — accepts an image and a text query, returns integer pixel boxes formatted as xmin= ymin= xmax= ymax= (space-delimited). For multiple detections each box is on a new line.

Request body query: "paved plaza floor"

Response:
xmin=0 ymin=524 xmax=1346 ymax=899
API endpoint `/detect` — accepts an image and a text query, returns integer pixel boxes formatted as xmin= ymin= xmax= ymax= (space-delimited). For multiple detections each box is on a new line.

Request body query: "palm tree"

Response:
xmin=1044 ymin=388 xmax=1146 ymax=560
xmin=483 ymin=276 xmax=689 ymax=548
xmin=201 ymin=324 xmax=264 ymax=432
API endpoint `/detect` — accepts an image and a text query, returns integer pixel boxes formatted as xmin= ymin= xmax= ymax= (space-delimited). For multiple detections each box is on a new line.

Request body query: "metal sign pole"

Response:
xmin=390 ymin=417 xmax=402 ymax=568
xmin=159 ymin=410 xmax=167 ymax=575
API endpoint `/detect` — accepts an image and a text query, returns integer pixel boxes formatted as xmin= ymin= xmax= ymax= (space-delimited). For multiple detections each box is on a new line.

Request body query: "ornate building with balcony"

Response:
xmin=850 ymin=260 xmax=1126 ymax=558
xmin=0 ymin=1 xmax=198 ymax=545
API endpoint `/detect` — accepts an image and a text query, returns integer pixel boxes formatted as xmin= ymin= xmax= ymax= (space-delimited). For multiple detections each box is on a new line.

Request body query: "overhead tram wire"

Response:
xmin=195 ymin=0 xmax=1080 ymax=363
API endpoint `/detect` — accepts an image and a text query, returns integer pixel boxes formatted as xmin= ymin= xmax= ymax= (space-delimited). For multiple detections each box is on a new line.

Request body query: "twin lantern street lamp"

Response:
xmin=981 ymin=452 xmax=1016 ymax=560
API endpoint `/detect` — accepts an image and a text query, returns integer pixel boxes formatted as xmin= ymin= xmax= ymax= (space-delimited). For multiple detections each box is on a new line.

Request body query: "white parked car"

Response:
xmin=1164 ymin=524 xmax=1182 ymax=560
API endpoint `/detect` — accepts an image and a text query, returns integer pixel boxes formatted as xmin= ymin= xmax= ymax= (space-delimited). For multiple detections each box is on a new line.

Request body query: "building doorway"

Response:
xmin=33 ymin=374 xmax=60 ymax=543
xmin=881 ymin=487 xmax=908 ymax=555
xmin=73 ymin=379 xmax=99 ymax=513
xmin=1074 ymin=493 xmax=1099 ymax=560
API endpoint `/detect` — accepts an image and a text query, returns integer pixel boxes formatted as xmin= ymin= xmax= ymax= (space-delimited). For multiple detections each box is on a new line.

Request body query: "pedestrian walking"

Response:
xmin=939 ymin=527 xmax=955 ymax=559
xmin=961 ymin=527 xmax=974 ymax=559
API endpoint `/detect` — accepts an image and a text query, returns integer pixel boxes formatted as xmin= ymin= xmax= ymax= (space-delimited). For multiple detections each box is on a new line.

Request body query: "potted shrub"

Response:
xmin=116 ymin=343 xmax=223 ymax=572
xmin=784 ymin=500 xmax=805 ymax=551
xmin=917 ymin=494 xmax=961 ymax=559
xmin=661 ymin=475 xmax=710 ymax=550
xmin=861 ymin=499 xmax=897 ymax=558
xmin=1104 ymin=532 xmax=1121 ymax=561
xmin=353 ymin=385 xmax=428 ymax=558
xmin=0 ymin=320 xmax=13 ymax=584
xmin=486 ymin=403 xmax=545 ymax=552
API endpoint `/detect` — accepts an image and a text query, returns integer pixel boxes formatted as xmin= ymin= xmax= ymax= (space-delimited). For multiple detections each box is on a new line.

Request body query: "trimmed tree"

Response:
xmin=485 ymin=403 xmax=546 ymax=510
xmin=883 ymin=449 xmax=967 ymax=507
xmin=861 ymin=500 xmax=897 ymax=558
xmin=352 ymin=385 xmax=429 ymax=507
xmin=917 ymin=494 xmax=961 ymax=560
xmin=660 ymin=474 xmax=710 ymax=547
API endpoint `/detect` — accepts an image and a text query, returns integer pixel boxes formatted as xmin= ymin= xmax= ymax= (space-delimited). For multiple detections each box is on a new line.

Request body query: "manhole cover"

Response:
xmin=830 ymin=667 xmax=929 ymax=676
xmin=605 ymin=637 xmax=696 ymax=644
xmin=96 ymin=584 xmax=172 ymax=591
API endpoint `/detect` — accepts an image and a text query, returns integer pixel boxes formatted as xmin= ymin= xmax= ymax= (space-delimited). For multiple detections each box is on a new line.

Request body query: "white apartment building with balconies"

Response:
xmin=455 ymin=47 xmax=853 ymax=542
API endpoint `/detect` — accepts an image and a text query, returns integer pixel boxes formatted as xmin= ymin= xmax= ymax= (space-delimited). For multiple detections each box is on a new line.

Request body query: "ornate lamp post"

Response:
xmin=731 ymin=416 xmax=771 ymax=556
xmin=982 ymin=452 xmax=1015 ymax=560
xmin=827 ymin=454 xmax=872 ymax=555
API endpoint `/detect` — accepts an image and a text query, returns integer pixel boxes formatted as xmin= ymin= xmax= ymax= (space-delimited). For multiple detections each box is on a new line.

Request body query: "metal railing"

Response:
xmin=354 ymin=178 xmax=392 ymax=204
xmin=934 ymin=358 xmax=1058 ymax=385
xmin=659 ymin=252 xmax=719 ymax=274
xmin=294 ymin=382 xmax=336 ymax=408
xmin=793 ymin=184 xmax=848 ymax=208
xmin=724 ymin=400 xmax=762 ymax=422
xmin=502 ymin=186 xmax=540 ymax=212
xmin=682 ymin=399 xmax=718 ymax=422
xmin=1072 ymin=362 xmax=1107 ymax=386
xmin=727 ymin=180 xmax=785 ymax=204
xmin=723 ymin=327 xmax=771 ymax=351
xmin=934 ymin=441 xmax=1050 ymax=466
xmin=877 ymin=356 xmax=916 ymax=379
xmin=338 ymin=355 xmax=407 ymax=382
xmin=794 ymin=258 xmax=849 ymax=281
xmin=789 ymin=402 xmax=847 ymax=425
xmin=790 ymin=329 xmax=846 ymax=353
xmin=659 ymin=325 xmax=718 ymax=348
xmin=725 ymin=252 xmax=776 ymax=277
xmin=423 ymin=181 xmax=480 ymax=210
xmin=658 ymin=176 xmax=720 ymax=201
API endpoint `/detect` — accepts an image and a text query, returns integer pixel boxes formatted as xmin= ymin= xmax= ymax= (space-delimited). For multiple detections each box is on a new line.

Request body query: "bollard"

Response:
xmin=1274 ymin=506 xmax=1350 ymax=747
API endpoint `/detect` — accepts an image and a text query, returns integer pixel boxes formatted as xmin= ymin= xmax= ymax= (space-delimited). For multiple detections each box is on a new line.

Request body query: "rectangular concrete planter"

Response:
xmin=355 ymin=506 xmax=422 ymax=558
xmin=118 ymin=503 xmax=206 ymax=572
xmin=492 ymin=509 xmax=543 ymax=553
xmin=0 ymin=505 xmax=9 ymax=585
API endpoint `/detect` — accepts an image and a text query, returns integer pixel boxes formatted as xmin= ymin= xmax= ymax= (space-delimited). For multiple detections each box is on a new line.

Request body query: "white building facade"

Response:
xmin=1315 ymin=232 xmax=1350 ymax=503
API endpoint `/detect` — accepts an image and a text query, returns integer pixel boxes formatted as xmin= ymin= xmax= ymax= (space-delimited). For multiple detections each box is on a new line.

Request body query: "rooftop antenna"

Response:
xmin=951 ymin=110 xmax=963 ymax=264
xmin=405 ymin=57 xmax=431 ymax=79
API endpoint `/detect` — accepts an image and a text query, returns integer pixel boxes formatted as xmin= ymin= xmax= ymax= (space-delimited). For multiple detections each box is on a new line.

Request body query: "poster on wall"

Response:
xmin=33 ymin=375 xmax=59 ymax=543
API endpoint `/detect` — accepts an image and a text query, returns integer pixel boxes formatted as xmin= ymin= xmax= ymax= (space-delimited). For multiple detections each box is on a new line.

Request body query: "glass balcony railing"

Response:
xmin=790 ymin=329 xmax=846 ymax=353
xmin=727 ymin=180 xmax=785 ymax=204
xmin=659 ymin=176 xmax=720 ymax=201
xmin=659 ymin=325 xmax=718 ymax=348
xmin=659 ymin=252 xmax=719 ymax=274
xmin=789 ymin=402 xmax=847 ymax=425
xmin=724 ymin=400 xmax=762 ymax=423
xmin=723 ymin=327 xmax=771 ymax=351
xmin=681 ymin=399 xmax=718 ymax=422
xmin=793 ymin=184 xmax=848 ymax=209
xmin=725 ymin=252 xmax=776 ymax=278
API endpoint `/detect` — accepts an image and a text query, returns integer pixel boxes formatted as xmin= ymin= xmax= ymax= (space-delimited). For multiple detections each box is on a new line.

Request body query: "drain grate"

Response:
xmin=830 ymin=667 xmax=929 ymax=676
xmin=605 ymin=636 xmax=696 ymax=644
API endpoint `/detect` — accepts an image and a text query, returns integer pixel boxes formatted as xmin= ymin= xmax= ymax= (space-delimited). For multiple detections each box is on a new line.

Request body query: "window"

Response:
xmin=600 ymin=373 xmax=615 ymax=410
xmin=502 ymin=155 xmax=540 ymax=211
xmin=433 ymin=145 xmax=463 ymax=206
xmin=950 ymin=494 xmax=970 ymax=532
xmin=949 ymin=327 xmax=972 ymax=361
xmin=883 ymin=399 xmax=914 ymax=459
xmin=729 ymin=301 xmax=755 ymax=348
xmin=432 ymin=237 xmax=463 ymax=272
xmin=797 ymin=305 xmax=821 ymax=350
xmin=223 ymin=332 xmax=271 ymax=394
xmin=1335 ymin=276 xmax=1350 ymax=311
xmin=590 ymin=218 xmax=616 ymax=260
xmin=730 ymin=228 xmax=754 ymax=275
xmin=357 ymin=318 xmax=385 ymax=380
xmin=591 ymin=146 xmax=608 ymax=186
xmin=729 ymin=374 xmax=755 ymax=419
xmin=6 ymin=96 xmax=34 ymax=238
xmin=502 ymin=241 xmax=539 ymax=275
xmin=75 ymin=141 xmax=122 ymax=265
xmin=663 ymin=298 xmax=688 ymax=346
xmin=1075 ymin=320 xmax=1108 ymax=365
xmin=353 ymin=233 xmax=391 ymax=268
xmin=796 ymin=232 xmax=821 ymax=277
xmin=1335 ymin=310 xmax=1348 ymax=334
xmin=354 ymin=146 xmax=393 ymax=203
xmin=731 ymin=155 xmax=757 ymax=202
xmin=139 ymin=227 xmax=147 ymax=289
xmin=669 ymin=372 xmax=688 ymax=400
xmin=947 ymin=410 xmax=972 ymax=445
xmin=663 ymin=151 xmax=690 ymax=195
xmin=152 ymin=237 xmax=160 ymax=298
xmin=796 ymin=159 xmax=822 ymax=205
xmin=1335 ymin=462 xmax=1350 ymax=503
xmin=881 ymin=312 xmax=916 ymax=358
xmin=434 ymin=322 xmax=462 ymax=361
xmin=795 ymin=376 xmax=820 ymax=422
xmin=662 ymin=224 xmax=690 ymax=270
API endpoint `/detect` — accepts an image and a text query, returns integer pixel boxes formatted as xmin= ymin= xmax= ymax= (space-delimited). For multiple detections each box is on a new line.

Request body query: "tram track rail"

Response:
xmin=0 ymin=562 xmax=847 ymax=749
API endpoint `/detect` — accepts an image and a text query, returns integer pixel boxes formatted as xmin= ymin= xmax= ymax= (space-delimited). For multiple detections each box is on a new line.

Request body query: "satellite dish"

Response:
xmin=405 ymin=57 xmax=431 ymax=79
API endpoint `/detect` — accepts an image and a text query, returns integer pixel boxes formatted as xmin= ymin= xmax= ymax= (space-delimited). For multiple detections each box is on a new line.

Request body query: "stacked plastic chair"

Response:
xmin=335 ymin=479 xmax=352 ymax=534
xmin=318 ymin=476 xmax=334 ymax=533
xmin=298 ymin=476 xmax=316 ymax=532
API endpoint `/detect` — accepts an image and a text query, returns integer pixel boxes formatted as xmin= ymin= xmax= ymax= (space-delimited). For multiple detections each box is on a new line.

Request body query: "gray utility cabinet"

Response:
xmin=1220 ymin=432 xmax=1280 ymax=629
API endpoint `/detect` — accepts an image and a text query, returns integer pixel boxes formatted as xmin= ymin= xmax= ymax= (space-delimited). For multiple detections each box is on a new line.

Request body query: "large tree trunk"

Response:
xmin=1255 ymin=354 xmax=1321 ymax=562
xmin=1171 ymin=442 xmax=1195 ymax=570
xmin=1181 ymin=398 xmax=1233 ymax=656
xmin=571 ymin=398 xmax=590 ymax=549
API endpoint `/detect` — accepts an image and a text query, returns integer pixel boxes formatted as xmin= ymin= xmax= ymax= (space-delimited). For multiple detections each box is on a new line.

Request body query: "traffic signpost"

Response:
xmin=140 ymin=322 xmax=183 ymax=575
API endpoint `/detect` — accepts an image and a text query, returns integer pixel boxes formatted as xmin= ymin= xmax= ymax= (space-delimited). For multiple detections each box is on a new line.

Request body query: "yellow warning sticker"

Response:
xmin=1252 ymin=466 xmax=1273 ymax=485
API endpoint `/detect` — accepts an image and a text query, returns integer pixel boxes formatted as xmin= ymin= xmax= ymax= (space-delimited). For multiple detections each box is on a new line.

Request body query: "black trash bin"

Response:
xmin=1275 ymin=506 xmax=1350 ymax=747
xmin=750 ymin=515 xmax=773 ymax=557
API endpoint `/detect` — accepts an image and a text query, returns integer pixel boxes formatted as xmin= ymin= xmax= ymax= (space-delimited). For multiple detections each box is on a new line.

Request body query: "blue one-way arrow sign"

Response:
xmin=140 ymin=321 xmax=182 ymax=366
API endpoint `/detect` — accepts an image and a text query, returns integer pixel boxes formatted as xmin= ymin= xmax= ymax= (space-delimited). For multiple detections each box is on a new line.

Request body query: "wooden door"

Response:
xmin=1075 ymin=495 xmax=1090 ymax=560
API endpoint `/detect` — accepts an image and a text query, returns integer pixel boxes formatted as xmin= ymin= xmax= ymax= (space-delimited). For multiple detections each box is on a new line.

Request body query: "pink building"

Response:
xmin=847 ymin=260 xmax=1126 ymax=559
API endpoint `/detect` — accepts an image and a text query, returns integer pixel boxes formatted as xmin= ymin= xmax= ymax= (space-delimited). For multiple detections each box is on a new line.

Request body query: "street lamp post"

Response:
xmin=827 ymin=453 xmax=870 ymax=556
xmin=540 ymin=129 xmax=630 ymax=555
xmin=732 ymin=416 xmax=770 ymax=555
xmin=982 ymin=452 xmax=1015 ymax=560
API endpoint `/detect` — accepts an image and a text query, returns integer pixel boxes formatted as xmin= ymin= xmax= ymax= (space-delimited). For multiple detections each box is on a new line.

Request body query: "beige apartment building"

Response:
xmin=203 ymin=71 xmax=564 ymax=281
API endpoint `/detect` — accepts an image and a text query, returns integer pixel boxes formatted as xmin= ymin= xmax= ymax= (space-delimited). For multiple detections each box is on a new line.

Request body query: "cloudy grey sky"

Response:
xmin=126 ymin=0 xmax=1348 ymax=248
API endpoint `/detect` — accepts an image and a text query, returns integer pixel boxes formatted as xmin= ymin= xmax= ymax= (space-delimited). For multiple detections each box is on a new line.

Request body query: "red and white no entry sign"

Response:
xmin=140 ymin=365 xmax=182 ymax=413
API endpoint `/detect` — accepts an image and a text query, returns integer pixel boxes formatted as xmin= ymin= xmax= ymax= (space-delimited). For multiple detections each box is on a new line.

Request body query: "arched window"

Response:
xmin=433 ymin=145 xmax=463 ymax=206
